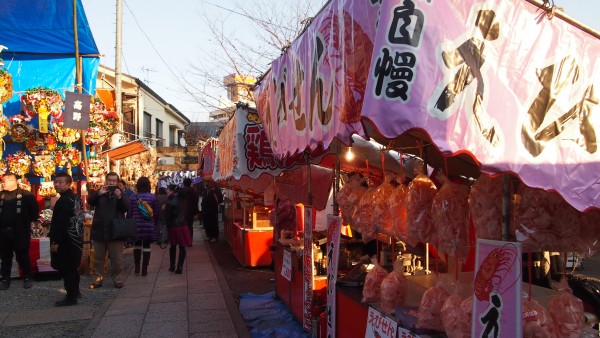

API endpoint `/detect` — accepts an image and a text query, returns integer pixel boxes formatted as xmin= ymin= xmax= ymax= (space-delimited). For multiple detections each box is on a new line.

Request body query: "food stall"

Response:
xmin=210 ymin=106 xmax=333 ymax=268
xmin=252 ymin=0 xmax=600 ymax=336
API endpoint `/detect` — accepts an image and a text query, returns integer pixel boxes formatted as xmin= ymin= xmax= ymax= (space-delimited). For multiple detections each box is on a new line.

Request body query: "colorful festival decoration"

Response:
xmin=52 ymin=120 xmax=81 ymax=144
xmin=26 ymin=131 xmax=58 ymax=155
xmin=6 ymin=151 xmax=31 ymax=176
xmin=0 ymin=69 xmax=12 ymax=104
xmin=38 ymin=182 xmax=57 ymax=199
xmin=32 ymin=155 xmax=56 ymax=180
xmin=20 ymin=87 xmax=64 ymax=119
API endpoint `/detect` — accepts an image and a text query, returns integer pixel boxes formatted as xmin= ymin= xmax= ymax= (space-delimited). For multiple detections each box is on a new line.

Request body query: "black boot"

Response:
xmin=169 ymin=246 xmax=176 ymax=272
xmin=133 ymin=249 xmax=141 ymax=275
xmin=142 ymin=251 xmax=150 ymax=276
xmin=175 ymin=247 xmax=186 ymax=274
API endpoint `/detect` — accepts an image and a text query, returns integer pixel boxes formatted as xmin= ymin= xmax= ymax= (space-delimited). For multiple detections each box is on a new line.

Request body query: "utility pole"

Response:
xmin=115 ymin=0 xmax=123 ymax=131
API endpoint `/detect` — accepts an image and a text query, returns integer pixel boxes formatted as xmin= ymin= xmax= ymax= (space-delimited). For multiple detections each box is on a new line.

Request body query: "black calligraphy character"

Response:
xmin=480 ymin=293 xmax=502 ymax=338
xmin=276 ymin=66 xmax=288 ymax=125
xmin=433 ymin=10 xmax=501 ymax=146
xmin=388 ymin=0 xmax=425 ymax=48
xmin=373 ymin=47 xmax=415 ymax=101
xmin=521 ymin=56 xmax=598 ymax=157
xmin=309 ymin=34 xmax=333 ymax=131
xmin=289 ymin=57 xmax=306 ymax=132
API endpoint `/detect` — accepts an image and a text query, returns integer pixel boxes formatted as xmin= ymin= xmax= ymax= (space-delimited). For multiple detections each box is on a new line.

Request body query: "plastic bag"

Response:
xmin=361 ymin=259 xmax=388 ymax=303
xmin=380 ymin=260 xmax=407 ymax=314
xmin=547 ymin=279 xmax=585 ymax=338
xmin=522 ymin=295 xmax=555 ymax=338
xmin=416 ymin=284 xmax=448 ymax=331
xmin=388 ymin=180 xmax=409 ymax=242
xmin=441 ymin=294 xmax=472 ymax=338
xmin=407 ymin=174 xmax=438 ymax=244
xmin=469 ymin=174 xmax=503 ymax=240
xmin=433 ymin=176 xmax=470 ymax=260
xmin=371 ymin=175 xmax=395 ymax=236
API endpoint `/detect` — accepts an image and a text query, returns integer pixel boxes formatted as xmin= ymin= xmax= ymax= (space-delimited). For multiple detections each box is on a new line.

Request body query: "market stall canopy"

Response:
xmin=0 ymin=0 xmax=99 ymax=55
xmin=253 ymin=0 xmax=600 ymax=212
xmin=99 ymin=140 xmax=148 ymax=160
xmin=212 ymin=107 xmax=332 ymax=210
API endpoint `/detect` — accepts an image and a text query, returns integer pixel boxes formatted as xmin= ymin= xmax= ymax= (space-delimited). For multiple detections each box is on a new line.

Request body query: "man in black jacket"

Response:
xmin=49 ymin=172 xmax=84 ymax=306
xmin=88 ymin=172 xmax=129 ymax=289
xmin=0 ymin=172 xmax=39 ymax=290
xmin=201 ymin=181 xmax=223 ymax=242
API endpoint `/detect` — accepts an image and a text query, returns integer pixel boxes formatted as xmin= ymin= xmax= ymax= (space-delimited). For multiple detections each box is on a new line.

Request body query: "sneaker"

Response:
xmin=23 ymin=278 xmax=32 ymax=289
xmin=114 ymin=282 xmax=123 ymax=289
xmin=0 ymin=279 xmax=10 ymax=290
xmin=54 ymin=298 xmax=77 ymax=307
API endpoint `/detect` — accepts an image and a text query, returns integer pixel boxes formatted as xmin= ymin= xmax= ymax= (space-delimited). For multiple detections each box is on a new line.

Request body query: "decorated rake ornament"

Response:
xmin=0 ymin=45 xmax=12 ymax=115
xmin=33 ymin=155 xmax=56 ymax=181
xmin=6 ymin=151 xmax=31 ymax=179
xmin=52 ymin=119 xmax=81 ymax=144
xmin=54 ymin=146 xmax=81 ymax=176
xmin=20 ymin=87 xmax=64 ymax=132
xmin=26 ymin=131 xmax=58 ymax=155
xmin=0 ymin=115 xmax=8 ymax=158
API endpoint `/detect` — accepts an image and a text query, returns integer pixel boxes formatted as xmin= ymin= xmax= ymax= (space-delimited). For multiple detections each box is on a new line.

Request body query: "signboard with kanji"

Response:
xmin=63 ymin=91 xmax=91 ymax=131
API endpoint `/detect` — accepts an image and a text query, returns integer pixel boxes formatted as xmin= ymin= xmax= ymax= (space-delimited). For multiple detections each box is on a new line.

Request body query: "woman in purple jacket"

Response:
xmin=129 ymin=177 xmax=158 ymax=276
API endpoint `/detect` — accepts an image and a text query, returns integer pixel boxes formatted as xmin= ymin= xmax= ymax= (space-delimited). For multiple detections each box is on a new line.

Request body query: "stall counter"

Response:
xmin=232 ymin=222 xmax=273 ymax=267
xmin=273 ymin=243 xmax=327 ymax=325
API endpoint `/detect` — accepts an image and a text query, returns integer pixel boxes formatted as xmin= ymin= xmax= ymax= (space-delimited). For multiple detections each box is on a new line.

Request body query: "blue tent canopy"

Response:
xmin=0 ymin=0 xmax=100 ymax=182
xmin=0 ymin=0 xmax=99 ymax=55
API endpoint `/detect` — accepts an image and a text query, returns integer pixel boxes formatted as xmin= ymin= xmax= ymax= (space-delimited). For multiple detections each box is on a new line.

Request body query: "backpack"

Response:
xmin=136 ymin=194 xmax=154 ymax=220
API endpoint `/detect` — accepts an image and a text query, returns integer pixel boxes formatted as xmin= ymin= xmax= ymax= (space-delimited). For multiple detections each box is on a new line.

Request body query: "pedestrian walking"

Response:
xmin=49 ymin=172 xmax=84 ymax=306
xmin=181 ymin=178 xmax=199 ymax=240
xmin=129 ymin=177 xmax=158 ymax=276
xmin=88 ymin=172 xmax=129 ymax=289
xmin=0 ymin=172 xmax=39 ymax=290
xmin=164 ymin=184 xmax=191 ymax=274
xmin=201 ymin=181 xmax=223 ymax=242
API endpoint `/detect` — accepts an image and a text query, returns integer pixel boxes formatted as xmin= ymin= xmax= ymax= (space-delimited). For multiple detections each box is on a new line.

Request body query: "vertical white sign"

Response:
xmin=281 ymin=249 xmax=292 ymax=282
xmin=303 ymin=207 xmax=314 ymax=331
xmin=326 ymin=215 xmax=342 ymax=338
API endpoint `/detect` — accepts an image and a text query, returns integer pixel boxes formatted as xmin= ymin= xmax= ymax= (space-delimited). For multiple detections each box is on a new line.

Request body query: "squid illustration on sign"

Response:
xmin=474 ymin=243 xmax=520 ymax=302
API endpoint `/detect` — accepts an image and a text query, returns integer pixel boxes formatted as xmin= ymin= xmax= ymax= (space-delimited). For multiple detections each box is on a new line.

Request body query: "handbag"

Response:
xmin=136 ymin=194 xmax=154 ymax=220
xmin=111 ymin=217 xmax=137 ymax=240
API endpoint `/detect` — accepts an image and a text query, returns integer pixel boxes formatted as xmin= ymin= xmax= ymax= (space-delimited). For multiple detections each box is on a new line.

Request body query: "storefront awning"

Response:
xmin=99 ymin=140 xmax=148 ymax=160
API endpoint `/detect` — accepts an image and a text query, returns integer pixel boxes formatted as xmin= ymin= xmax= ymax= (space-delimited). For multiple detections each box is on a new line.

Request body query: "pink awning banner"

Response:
xmin=253 ymin=0 xmax=600 ymax=211
xmin=360 ymin=0 xmax=600 ymax=211
xmin=253 ymin=0 xmax=381 ymax=157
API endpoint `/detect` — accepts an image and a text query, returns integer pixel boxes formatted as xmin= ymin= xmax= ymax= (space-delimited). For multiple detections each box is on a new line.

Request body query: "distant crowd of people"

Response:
xmin=0 ymin=171 xmax=222 ymax=307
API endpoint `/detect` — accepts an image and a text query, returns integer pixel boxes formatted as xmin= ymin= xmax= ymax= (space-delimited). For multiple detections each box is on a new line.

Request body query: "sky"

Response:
xmin=81 ymin=0 xmax=600 ymax=123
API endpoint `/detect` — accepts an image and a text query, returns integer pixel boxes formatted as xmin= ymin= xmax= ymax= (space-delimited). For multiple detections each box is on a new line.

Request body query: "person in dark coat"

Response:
xmin=164 ymin=184 xmax=191 ymax=274
xmin=156 ymin=187 xmax=168 ymax=244
xmin=0 ymin=172 xmax=39 ymax=290
xmin=49 ymin=172 xmax=84 ymax=306
xmin=129 ymin=177 xmax=158 ymax=276
xmin=201 ymin=181 xmax=223 ymax=242
xmin=88 ymin=172 xmax=129 ymax=289
xmin=181 ymin=178 xmax=199 ymax=240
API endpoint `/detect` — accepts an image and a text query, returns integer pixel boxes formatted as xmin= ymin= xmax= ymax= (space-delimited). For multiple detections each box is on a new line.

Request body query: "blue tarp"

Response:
xmin=239 ymin=292 xmax=310 ymax=338
xmin=0 ymin=0 xmax=100 ymax=180
xmin=0 ymin=0 xmax=98 ymax=55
